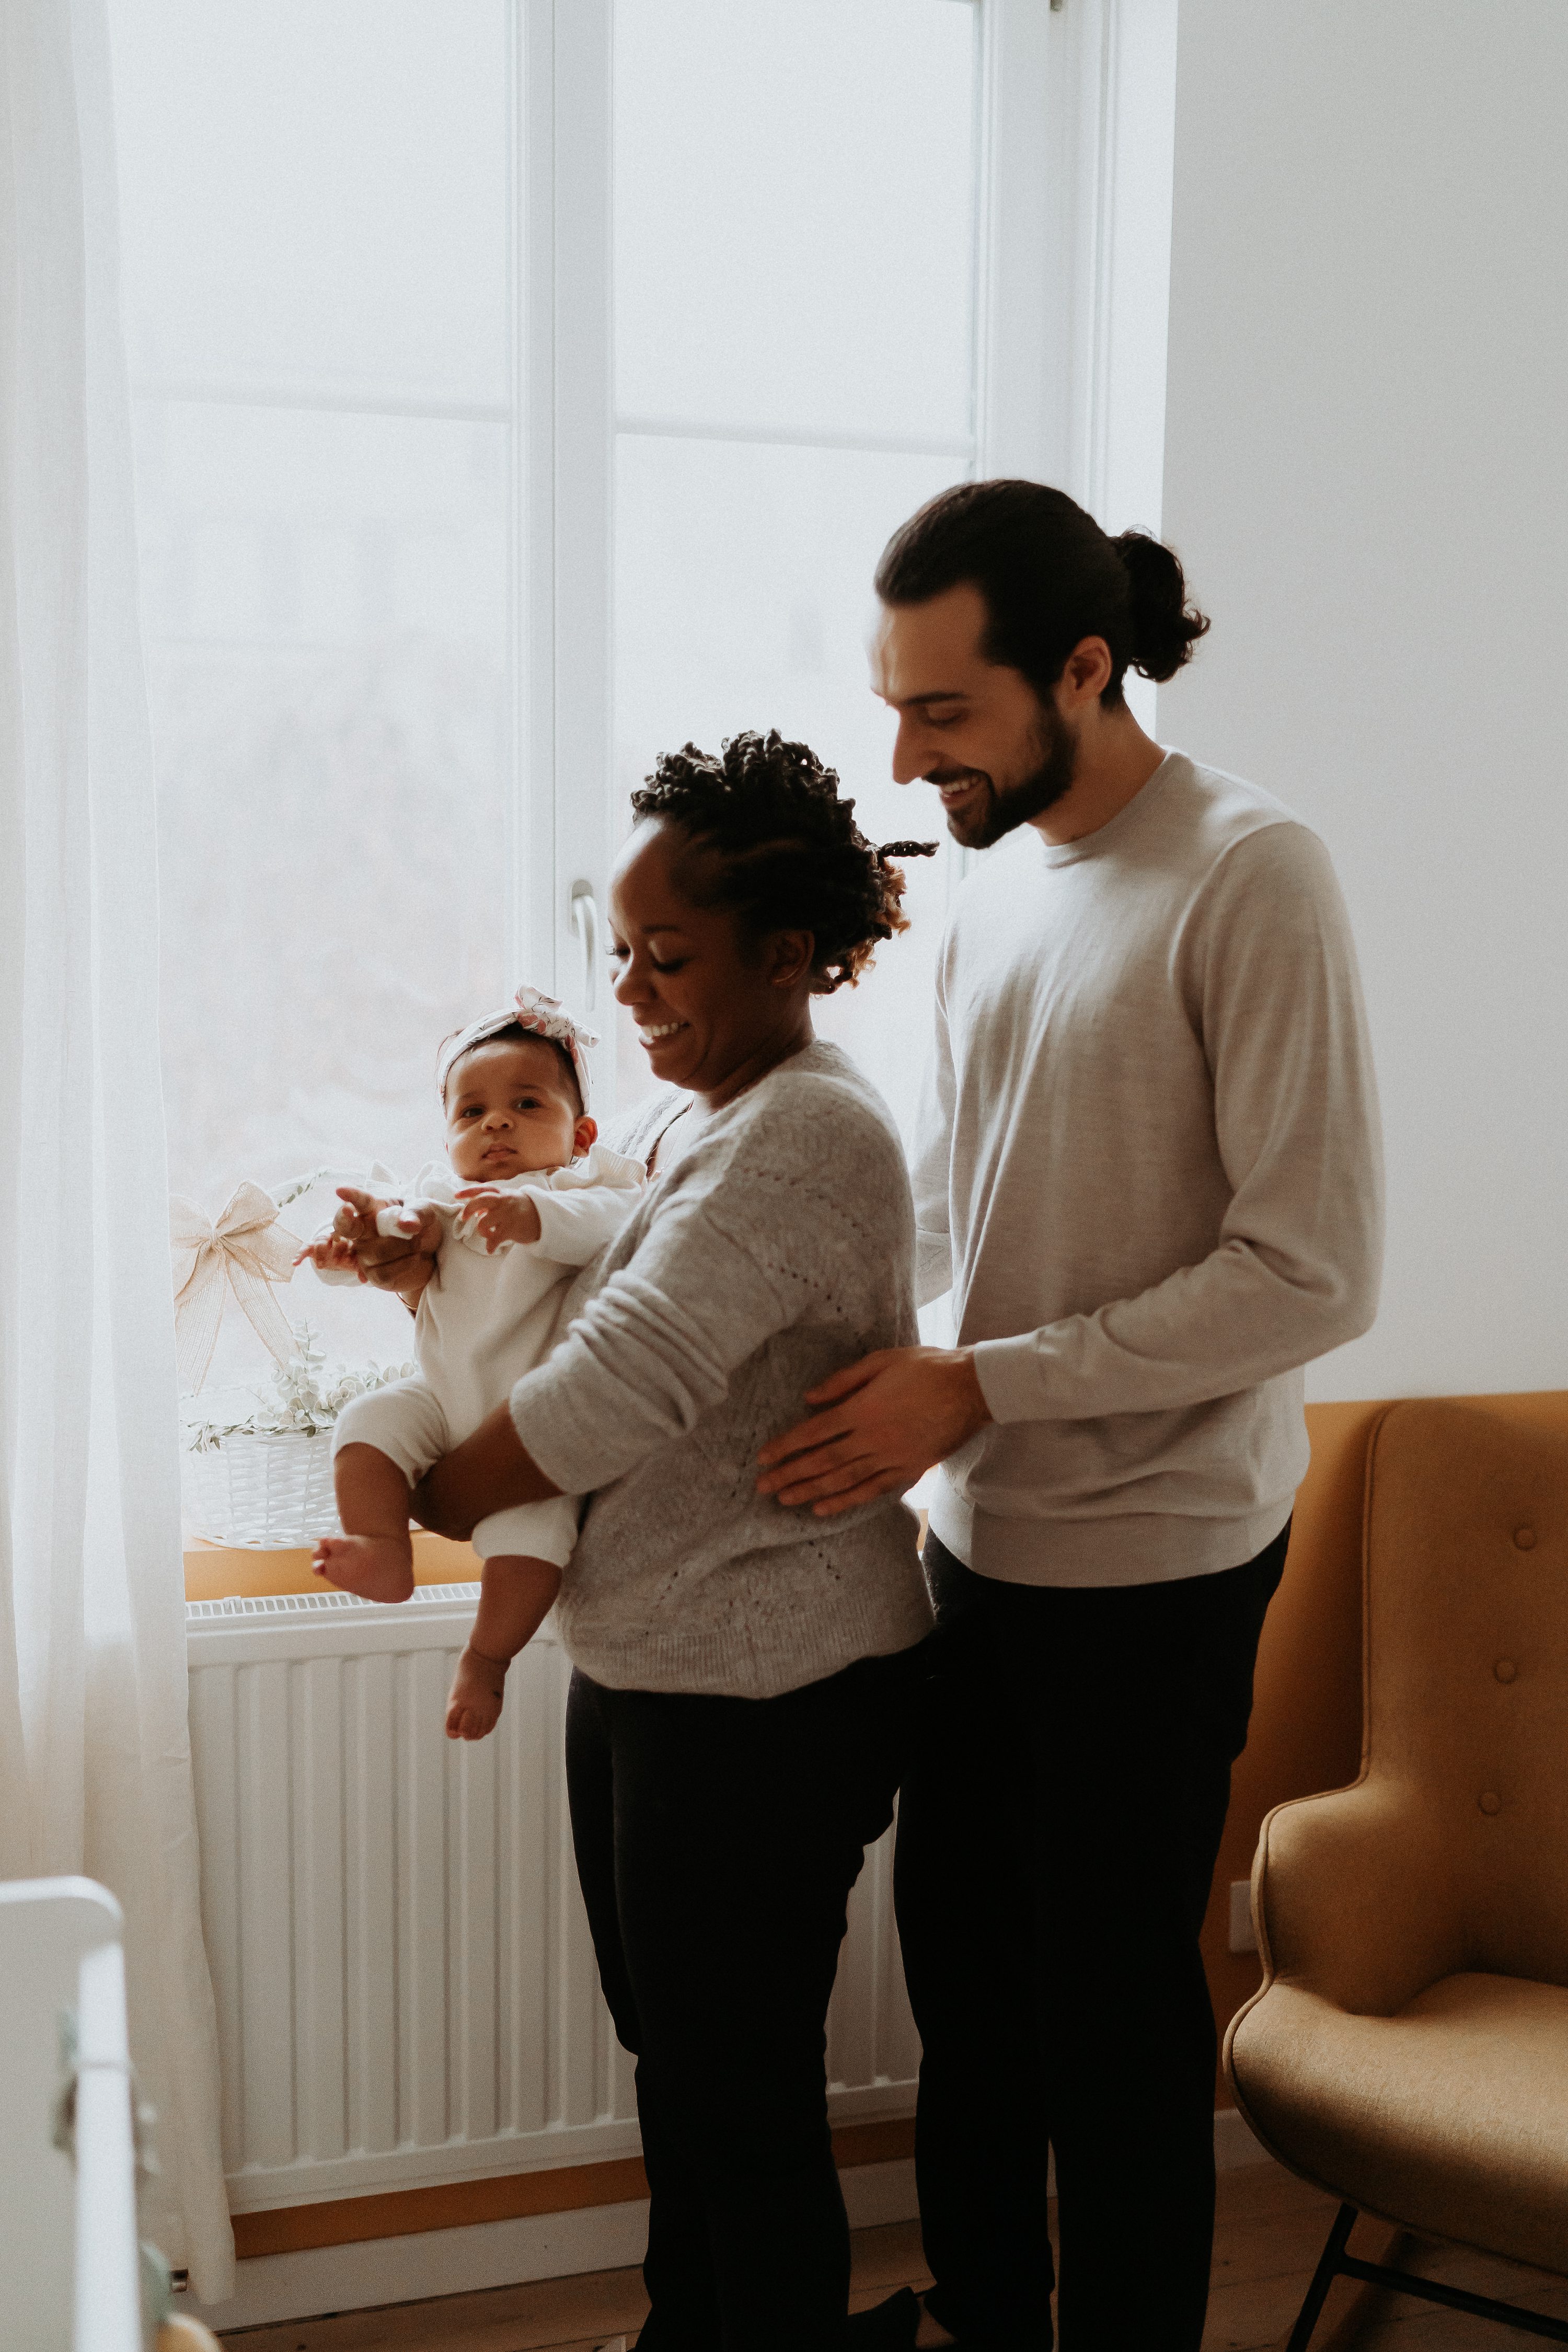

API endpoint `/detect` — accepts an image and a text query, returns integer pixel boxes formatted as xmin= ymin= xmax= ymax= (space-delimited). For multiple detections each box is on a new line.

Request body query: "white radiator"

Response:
xmin=187 ymin=1585 xmax=920 ymax=2217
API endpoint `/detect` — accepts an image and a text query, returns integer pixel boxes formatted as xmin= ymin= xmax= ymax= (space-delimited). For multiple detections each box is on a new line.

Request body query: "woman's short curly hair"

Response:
xmin=629 ymin=731 xmax=936 ymax=995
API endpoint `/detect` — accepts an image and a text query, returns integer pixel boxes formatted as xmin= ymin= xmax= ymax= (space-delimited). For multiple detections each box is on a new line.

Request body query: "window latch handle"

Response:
xmin=569 ymin=881 xmax=599 ymax=1013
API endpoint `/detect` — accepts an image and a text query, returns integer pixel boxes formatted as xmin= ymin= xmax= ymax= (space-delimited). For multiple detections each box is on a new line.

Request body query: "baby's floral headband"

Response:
xmin=435 ymin=984 xmax=599 ymax=1113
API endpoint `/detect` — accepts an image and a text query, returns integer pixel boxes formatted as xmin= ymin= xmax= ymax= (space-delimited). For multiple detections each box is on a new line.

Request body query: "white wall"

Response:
xmin=1157 ymin=1 xmax=1568 ymax=1403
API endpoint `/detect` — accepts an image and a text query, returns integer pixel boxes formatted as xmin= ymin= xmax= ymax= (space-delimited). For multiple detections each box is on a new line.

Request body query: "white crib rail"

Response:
xmin=73 ymin=1936 xmax=142 ymax=2352
xmin=0 ymin=1877 xmax=140 ymax=2352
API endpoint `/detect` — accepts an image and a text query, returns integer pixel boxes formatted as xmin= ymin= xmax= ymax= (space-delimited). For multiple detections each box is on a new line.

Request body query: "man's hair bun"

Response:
xmin=875 ymin=478 xmax=1210 ymax=709
xmin=1111 ymin=531 xmax=1210 ymax=683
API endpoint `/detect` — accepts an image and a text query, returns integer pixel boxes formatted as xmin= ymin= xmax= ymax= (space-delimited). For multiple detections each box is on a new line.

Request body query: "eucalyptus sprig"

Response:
xmin=185 ymin=1322 xmax=416 ymax=1452
xmin=270 ymin=1168 xmax=336 ymax=1212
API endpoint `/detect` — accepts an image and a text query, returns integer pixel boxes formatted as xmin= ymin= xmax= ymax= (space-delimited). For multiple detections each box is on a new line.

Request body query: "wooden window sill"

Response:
xmin=187 ymin=1516 xmax=930 ymax=1601
xmin=183 ymin=1531 xmax=480 ymax=1603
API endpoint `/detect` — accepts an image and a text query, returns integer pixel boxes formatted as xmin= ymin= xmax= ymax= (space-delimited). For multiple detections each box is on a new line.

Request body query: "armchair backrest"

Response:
xmin=1363 ymin=1399 xmax=1568 ymax=1986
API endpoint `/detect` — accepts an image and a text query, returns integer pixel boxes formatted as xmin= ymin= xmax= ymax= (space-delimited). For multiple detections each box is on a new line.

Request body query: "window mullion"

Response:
xmin=976 ymin=0 xmax=1176 ymax=524
xmin=530 ymin=0 xmax=616 ymax=1103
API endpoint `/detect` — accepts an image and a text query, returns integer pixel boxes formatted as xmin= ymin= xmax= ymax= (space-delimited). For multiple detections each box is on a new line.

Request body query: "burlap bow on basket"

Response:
xmin=170 ymin=1183 xmax=303 ymax=1393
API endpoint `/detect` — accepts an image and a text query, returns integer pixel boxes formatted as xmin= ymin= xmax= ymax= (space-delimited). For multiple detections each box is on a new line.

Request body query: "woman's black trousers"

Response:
xmin=566 ymin=1642 xmax=926 ymax=2352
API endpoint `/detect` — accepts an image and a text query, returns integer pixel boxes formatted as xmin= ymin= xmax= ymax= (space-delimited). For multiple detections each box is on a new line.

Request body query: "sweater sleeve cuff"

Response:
xmin=970 ymin=1333 xmax=1052 ymax=1425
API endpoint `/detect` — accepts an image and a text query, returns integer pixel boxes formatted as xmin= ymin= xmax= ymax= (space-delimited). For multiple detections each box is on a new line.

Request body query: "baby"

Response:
xmin=300 ymin=987 xmax=642 ymax=1740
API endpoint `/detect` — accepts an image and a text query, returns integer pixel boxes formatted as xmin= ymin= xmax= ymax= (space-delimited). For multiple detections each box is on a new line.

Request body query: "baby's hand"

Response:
xmin=295 ymin=1231 xmax=360 ymax=1277
xmin=455 ymin=1186 xmax=544 ymax=1253
xmin=333 ymin=1185 xmax=440 ymax=1300
xmin=332 ymin=1185 xmax=395 ymax=1247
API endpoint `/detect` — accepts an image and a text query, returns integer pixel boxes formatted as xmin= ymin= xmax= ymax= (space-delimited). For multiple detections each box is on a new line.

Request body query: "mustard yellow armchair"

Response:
xmin=1225 ymin=1399 xmax=1568 ymax=2348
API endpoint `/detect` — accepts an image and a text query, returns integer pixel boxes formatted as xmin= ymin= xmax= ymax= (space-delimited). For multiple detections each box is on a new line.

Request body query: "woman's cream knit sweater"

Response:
xmin=509 ymin=1038 xmax=933 ymax=1698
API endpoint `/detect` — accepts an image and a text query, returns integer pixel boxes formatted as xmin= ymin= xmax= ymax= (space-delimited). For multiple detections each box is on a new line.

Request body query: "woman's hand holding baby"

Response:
xmin=454 ymin=1186 xmax=544 ymax=1253
xmin=331 ymin=1185 xmax=441 ymax=1304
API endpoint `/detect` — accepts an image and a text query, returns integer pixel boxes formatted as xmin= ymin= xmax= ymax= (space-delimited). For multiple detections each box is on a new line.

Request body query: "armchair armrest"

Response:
xmin=1252 ymin=1777 xmax=1469 ymax=2017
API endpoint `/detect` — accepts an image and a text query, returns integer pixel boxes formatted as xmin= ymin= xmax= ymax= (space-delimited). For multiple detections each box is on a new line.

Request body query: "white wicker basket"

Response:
xmin=183 ymin=1431 xmax=341 ymax=1550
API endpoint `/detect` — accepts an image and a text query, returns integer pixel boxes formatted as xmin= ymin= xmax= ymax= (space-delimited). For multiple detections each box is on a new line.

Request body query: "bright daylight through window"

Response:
xmin=111 ymin=0 xmax=983 ymax=1439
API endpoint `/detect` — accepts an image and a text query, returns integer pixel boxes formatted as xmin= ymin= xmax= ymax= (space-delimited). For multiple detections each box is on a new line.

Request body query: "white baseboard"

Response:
xmin=187 ymin=2167 xmax=918 ymax=2334
xmin=188 ymin=2198 xmax=654 ymax=2333
xmin=190 ymin=2120 xmax=1274 ymax=2331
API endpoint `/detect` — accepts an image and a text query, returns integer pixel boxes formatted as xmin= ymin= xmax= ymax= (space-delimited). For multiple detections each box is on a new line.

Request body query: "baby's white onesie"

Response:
xmin=323 ymin=1143 xmax=643 ymax=1563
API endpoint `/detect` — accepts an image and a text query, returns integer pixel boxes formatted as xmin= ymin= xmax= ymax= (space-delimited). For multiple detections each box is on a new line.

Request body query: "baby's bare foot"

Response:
xmin=313 ymin=1534 xmax=414 ymax=1604
xmin=446 ymin=1646 xmax=508 ymax=1741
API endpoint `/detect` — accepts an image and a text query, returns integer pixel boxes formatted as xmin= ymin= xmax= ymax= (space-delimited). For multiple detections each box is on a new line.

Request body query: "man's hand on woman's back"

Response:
xmin=755 ymin=1346 xmax=991 ymax=1516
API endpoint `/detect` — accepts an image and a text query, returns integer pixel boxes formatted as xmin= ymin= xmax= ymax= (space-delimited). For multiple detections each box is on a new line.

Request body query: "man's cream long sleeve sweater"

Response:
xmin=917 ymin=750 xmax=1384 ymax=1587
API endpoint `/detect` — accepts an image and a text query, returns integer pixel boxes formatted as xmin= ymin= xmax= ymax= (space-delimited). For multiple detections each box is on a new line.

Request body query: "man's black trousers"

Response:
xmin=896 ymin=1526 xmax=1289 ymax=2351
xmin=566 ymin=1644 xmax=926 ymax=2352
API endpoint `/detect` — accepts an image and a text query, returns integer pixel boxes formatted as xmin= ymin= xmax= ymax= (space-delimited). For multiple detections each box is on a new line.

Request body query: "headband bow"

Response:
xmin=435 ymin=984 xmax=598 ymax=1112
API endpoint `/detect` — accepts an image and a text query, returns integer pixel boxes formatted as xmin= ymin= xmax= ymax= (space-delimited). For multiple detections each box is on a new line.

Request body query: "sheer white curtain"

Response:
xmin=1 ymin=0 xmax=232 ymax=2302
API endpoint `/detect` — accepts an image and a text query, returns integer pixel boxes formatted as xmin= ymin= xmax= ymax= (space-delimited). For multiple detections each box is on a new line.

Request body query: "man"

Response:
xmin=757 ymin=480 xmax=1382 ymax=2349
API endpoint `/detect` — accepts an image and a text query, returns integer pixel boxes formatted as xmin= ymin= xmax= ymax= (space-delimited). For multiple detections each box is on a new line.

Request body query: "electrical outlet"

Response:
xmin=1228 ymin=1879 xmax=1258 ymax=1954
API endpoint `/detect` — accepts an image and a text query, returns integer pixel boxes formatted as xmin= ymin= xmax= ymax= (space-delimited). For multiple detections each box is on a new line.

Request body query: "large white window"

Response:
xmin=113 ymin=0 xmax=516 ymax=1393
xmin=111 ymin=0 xmax=1173 ymax=1398
xmin=609 ymin=0 xmax=979 ymax=1120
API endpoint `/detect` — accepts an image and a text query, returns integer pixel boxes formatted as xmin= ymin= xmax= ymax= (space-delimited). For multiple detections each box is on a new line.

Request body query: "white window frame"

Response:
xmin=513 ymin=0 xmax=1177 ymax=1114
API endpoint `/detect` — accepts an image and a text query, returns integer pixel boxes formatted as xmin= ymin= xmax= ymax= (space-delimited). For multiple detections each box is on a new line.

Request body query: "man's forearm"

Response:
xmin=971 ymin=1230 xmax=1379 ymax=1426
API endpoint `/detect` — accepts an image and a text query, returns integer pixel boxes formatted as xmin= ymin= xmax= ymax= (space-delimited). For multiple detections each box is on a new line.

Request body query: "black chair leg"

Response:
xmin=1287 ymin=2203 xmax=1358 ymax=2352
xmin=1286 ymin=2201 xmax=1568 ymax=2348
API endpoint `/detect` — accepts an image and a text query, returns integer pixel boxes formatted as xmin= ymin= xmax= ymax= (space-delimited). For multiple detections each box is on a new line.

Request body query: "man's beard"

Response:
xmin=935 ymin=707 xmax=1078 ymax=850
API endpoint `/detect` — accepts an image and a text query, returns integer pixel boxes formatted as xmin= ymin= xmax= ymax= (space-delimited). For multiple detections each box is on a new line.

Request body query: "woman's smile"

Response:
xmin=606 ymin=817 xmax=817 ymax=1108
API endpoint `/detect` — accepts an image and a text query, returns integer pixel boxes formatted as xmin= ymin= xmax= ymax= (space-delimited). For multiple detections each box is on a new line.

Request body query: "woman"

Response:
xmin=397 ymin=732 xmax=937 ymax=2351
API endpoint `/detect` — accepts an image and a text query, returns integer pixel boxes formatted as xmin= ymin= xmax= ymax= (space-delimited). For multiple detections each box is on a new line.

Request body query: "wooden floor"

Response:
xmin=221 ymin=2163 xmax=1568 ymax=2351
